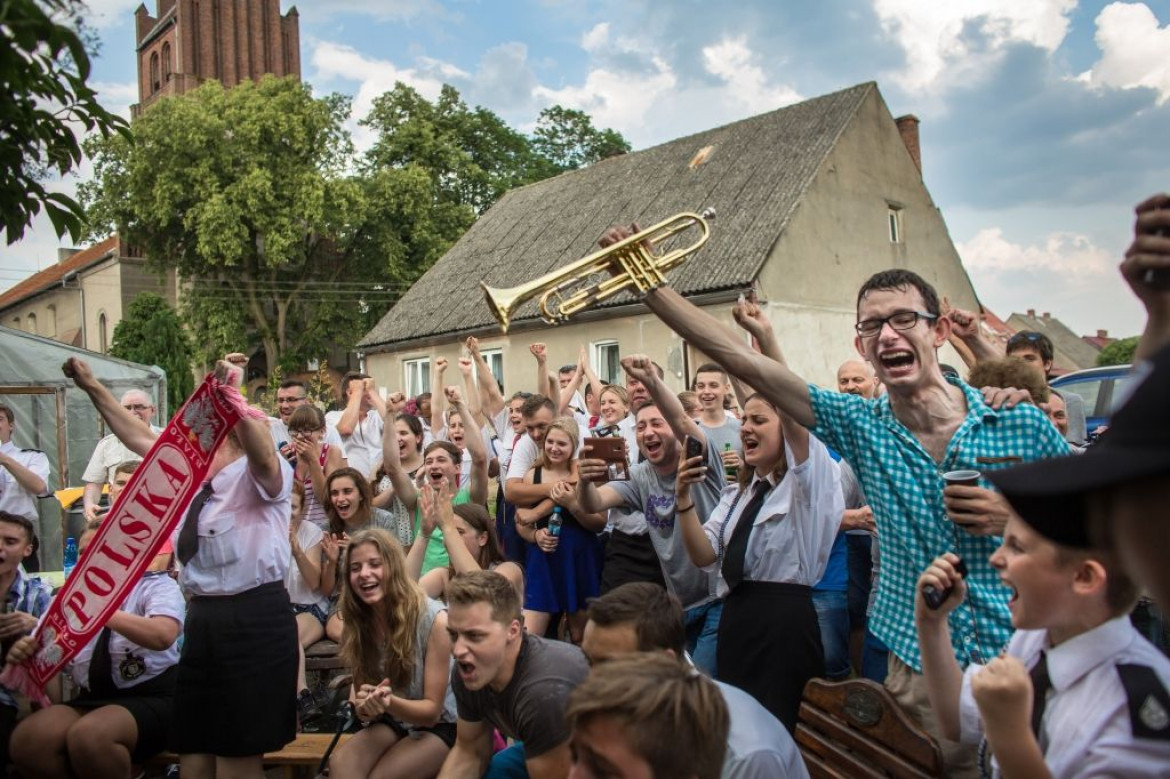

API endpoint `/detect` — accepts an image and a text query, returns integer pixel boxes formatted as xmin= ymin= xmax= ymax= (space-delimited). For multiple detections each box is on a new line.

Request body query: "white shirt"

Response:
xmin=717 ymin=680 xmax=809 ymax=779
xmin=0 ymin=441 xmax=50 ymax=519
xmin=960 ymin=616 xmax=1170 ymax=777
xmin=174 ymin=455 xmax=293 ymax=597
xmin=268 ymin=416 xmax=345 ymax=453
xmin=82 ymin=427 xmax=162 ymax=485
xmin=67 ymin=573 xmax=184 ymax=691
xmin=285 ymin=521 xmax=329 ymax=610
xmin=701 ymin=434 xmax=842 ymax=599
xmin=324 ymin=408 xmax=384 ymax=480
xmin=505 ymin=435 xmax=539 ymax=489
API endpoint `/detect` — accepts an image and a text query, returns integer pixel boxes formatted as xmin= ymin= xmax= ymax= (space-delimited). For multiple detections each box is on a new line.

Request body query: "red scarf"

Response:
xmin=0 ymin=372 xmax=261 ymax=705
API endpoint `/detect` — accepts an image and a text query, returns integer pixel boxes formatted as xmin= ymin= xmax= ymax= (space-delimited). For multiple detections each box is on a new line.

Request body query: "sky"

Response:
xmin=3 ymin=0 xmax=1168 ymax=340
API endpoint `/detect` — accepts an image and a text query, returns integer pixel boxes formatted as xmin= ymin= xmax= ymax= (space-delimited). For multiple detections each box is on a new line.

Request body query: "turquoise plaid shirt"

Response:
xmin=809 ymin=377 xmax=1071 ymax=672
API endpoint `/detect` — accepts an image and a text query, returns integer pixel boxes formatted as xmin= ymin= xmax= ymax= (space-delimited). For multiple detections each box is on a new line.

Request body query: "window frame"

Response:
xmin=592 ymin=340 xmax=621 ymax=385
xmin=403 ymin=356 xmax=431 ymax=398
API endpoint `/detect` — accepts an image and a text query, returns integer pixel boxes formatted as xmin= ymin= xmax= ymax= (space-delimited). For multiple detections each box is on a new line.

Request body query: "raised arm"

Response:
xmin=620 ymin=354 xmax=704 ymax=448
xmin=580 ymin=345 xmax=604 ymax=416
xmin=381 ymin=402 xmax=420 ymax=514
xmin=430 ymin=358 xmax=449 ymax=435
xmin=638 ymin=286 xmax=815 ymax=426
xmin=457 ymin=358 xmax=486 ymax=429
xmin=62 ymin=358 xmax=158 ymax=455
xmin=224 ymin=368 xmax=285 ymax=498
xmin=1126 ymin=193 xmax=1170 ymax=362
xmin=334 ymin=378 xmax=365 ymax=436
xmin=466 ymin=337 xmax=504 ymax=419
xmin=447 ymin=386 xmax=488 ymax=505
xmin=529 ymin=343 xmax=550 ymax=396
xmin=942 ymin=298 xmax=1004 ymax=366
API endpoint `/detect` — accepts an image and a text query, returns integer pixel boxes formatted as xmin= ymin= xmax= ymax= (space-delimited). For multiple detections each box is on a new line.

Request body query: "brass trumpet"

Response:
xmin=481 ymin=208 xmax=715 ymax=333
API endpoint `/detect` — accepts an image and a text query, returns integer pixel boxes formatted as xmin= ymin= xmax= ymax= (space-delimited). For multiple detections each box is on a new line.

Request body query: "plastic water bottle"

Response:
xmin=548 ymin=506 xmax=563 ymax=538
xmin=63 ymin=537 xmax=78 ymax=579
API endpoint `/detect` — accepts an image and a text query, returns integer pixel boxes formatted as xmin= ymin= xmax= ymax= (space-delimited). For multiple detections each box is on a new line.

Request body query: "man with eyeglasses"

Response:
xmin=267 ymin=379 xmax=345 ymax=467
xmin=81 ymin=390 xmax=161 ymax=522
xmin=597 ymin=227 xmax=1070 ymax=775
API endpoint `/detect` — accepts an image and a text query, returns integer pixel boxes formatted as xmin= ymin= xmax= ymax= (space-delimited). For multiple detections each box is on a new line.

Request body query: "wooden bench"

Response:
xmin=146 ymin=733 xmax=353 ymax=778
xmin=305 ymin=639 xmax=346 ymax=674
xmin=796 ymin=678 xmax=944 ymax=778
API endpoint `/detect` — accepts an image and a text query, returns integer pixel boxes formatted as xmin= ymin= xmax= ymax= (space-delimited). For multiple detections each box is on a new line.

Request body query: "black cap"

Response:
xmin=988 ymin=343 xmax=1170 ymax=547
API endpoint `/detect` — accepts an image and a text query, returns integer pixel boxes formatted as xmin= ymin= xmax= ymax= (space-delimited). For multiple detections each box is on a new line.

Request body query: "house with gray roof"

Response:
xmin=358 ymin=81 xmax=979 ymax=396
xmin=1006 ymin=309 xmax=1103 ymax=375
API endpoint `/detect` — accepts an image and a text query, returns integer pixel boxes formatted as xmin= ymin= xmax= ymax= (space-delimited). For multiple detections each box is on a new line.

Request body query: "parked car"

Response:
xmin=1050 ymin=364 xmax=1133 ymax=437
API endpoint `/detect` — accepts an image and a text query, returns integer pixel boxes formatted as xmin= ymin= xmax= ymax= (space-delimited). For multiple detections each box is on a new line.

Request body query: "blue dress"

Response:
xmin=524 ymin=468 xmax=604 ymax=613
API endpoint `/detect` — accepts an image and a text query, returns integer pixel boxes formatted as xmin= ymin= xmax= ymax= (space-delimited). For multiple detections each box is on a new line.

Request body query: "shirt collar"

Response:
xmin=1045 ymin=615 xmax=1135 ymax=692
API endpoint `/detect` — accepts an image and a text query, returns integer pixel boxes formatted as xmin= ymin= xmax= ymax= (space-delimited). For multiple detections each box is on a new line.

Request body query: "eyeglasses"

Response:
xmin=123 ymin=404 xmax=152 ymax=411
xmin=855 ymin=311 xmax=937 ymax=338
xmin=277 ymin=396 xmax=307 ymax=404
xmin=291 ymin=428 xmax=323 ymax=438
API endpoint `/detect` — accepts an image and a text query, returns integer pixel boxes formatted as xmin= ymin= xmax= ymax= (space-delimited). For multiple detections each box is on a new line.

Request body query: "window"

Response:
xmin=478 ymin=349 xmax=504 ymax=392
xmin=150 ymin=52 xmax=160 ymax=93
xmin=888 ymin=206 xmax=903 ymax=243
xmin=26 ymin=313 xmax=36 ymax=334
xmin=161 ymin=42 xmax=172 ymax=82
xmin=98 ymin=312 xmax=108 ymax=353
xmin=46 ymin=305 xmax=56 ymax=337
xmin=592 ymin=340 xmax=621 ymax=385
xmin=404 ymin=357 xmax=430 ymax=398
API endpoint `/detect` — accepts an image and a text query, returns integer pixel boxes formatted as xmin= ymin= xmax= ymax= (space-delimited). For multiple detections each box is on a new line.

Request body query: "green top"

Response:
xmin=416 ymin=486 xmax=471 ymax=575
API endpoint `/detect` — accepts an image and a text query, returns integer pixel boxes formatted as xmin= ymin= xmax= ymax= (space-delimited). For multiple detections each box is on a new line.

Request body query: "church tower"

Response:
xmin=131 ymin=0 xmax=300 ymax=117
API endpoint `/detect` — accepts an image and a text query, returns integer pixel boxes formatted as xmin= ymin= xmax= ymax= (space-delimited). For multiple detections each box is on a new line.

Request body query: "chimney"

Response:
xmin=1097 ymin=329 xmax=1108 ymax=339
xmin=1042 ymin=312 xmax=1050 ymax=320
xmin=895 ymin=114 xmax=922 ymax=175
xmin=1027 ymin=308 xmax=1036 ymax=318
xmin=57 ymin=248 xmax=81 ymax=264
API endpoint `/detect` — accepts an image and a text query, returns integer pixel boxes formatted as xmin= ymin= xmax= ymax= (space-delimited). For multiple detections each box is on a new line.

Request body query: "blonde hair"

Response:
xmin=339 ymin=529 xmax=427 ymax=690
xmin=537 ymin=416 xmax=580 ymax=469
xmin=599 ymin=385 xmax=629 ymax=408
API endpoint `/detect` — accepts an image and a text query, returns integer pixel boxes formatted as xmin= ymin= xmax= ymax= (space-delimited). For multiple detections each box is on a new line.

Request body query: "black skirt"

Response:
xmin=169 ymin=582 xmax=298 ymax=757
xmin=715 ymin=581 xmax=823 ymax=733
xmin=600 ymin=529 xmax=666 ymax=593
xmin=70 ymin=665 xmax=177 ymax=762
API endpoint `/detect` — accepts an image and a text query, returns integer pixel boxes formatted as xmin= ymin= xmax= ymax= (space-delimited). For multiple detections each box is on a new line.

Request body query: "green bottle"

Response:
xmin=723 ymin=443 xmax=737 ymax=479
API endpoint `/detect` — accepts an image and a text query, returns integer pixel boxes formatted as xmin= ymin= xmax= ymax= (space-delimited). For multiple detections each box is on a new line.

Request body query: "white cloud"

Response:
xmin=82 ymin=0 xmax=140 ymax=30
xmin=92 ymin=80 xmax=138 ymax=119
xmin=533 ymin=59 xmax=677 ymax=141
xmin=1078 ymin=2 xmax=1170 ymax=104
xmin=581 ymin=22 xmax=609 ymax=53
xmin=301 ymin=0 xmax=449 ymax=22
xmin=958 ymin=227 xmax=1113 ymax=277
xmin=701 ymin=36 xmax=801 ymax=112
xmin=872 ymin=0 xmax=1076 ymax=93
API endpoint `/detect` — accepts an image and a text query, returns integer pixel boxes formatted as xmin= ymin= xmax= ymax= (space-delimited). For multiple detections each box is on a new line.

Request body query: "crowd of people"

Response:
xmin=0 ymin=194 xmax=1167 ymax=778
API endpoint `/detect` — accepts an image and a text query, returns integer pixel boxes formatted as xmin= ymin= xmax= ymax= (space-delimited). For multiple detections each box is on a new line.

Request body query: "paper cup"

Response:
xmin=943 ymin=470 xmax=980 ymax=488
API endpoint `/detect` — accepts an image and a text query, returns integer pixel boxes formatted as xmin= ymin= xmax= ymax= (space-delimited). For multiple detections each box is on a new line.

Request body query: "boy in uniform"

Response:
xmin=916 ymin=518 xmax=1170 ymax=777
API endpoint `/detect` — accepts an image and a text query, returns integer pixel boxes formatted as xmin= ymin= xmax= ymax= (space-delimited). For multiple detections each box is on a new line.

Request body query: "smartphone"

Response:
xmin=684 ymin=435 xmax=703 ymax=461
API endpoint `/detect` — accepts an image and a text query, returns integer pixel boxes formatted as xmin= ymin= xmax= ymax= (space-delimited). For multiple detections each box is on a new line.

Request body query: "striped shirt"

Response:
xmin=808 ymin=377 xmax=1071 ymax=671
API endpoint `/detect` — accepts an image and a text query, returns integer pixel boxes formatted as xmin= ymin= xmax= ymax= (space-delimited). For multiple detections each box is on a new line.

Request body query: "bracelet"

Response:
xmin=420 ymin=533 xmax=433 ymax=540
xmin=676 ymin=502 xmax=695 ymax=513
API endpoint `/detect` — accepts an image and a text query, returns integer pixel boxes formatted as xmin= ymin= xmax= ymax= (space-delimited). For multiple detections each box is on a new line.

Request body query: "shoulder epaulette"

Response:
xmin=1117 ymin=664 xmax=1170 ymax=740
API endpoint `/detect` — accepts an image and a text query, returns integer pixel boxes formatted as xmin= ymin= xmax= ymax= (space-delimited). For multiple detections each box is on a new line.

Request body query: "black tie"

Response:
xmin=178 ymin=483 xmax=214 ymax=566
xmin=1030 ymin=651 xmax=1052 ymax=741
xmin=88 ymin=627 xmax=117 ymax=698
xmin=722 ymin=480 xmax=771 ymax=590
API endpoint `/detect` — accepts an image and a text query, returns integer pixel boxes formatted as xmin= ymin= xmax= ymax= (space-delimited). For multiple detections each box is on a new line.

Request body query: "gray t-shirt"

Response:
xmin=607 ymin=443 xmax=725 ymax=609
xmin=389 ymin=598 xmax=457 ymax=729
xmin=700 ymin=417 xmax=742 ymax=459
xmin=453 ymin=633 xmax=588 ymax=758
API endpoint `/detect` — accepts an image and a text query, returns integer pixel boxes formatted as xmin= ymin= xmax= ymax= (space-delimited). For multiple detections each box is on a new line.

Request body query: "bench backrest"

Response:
xmin=796 ymin=678 xmax=944 ymax=778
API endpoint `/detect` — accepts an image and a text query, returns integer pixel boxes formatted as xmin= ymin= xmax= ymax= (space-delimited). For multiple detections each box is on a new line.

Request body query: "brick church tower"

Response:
xmin=131 ymin=0 xmax=300 ymax=117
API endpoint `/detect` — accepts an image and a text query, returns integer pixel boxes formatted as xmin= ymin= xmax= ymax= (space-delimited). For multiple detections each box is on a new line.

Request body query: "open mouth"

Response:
xmin=428 ymin=471 xmax=447 ymax=486
xmin=642 ymin=439 xmax=663 ymax=457
xmin=335 ymin=501 xmax=354 ymax=517
xmin=878 ymin=350 xmax=915 ymax=372
xmin=742 ymin=438 xmax=760 ymax=456
xmin=457 ymin=660 xmax=476 ymax=678
xmin=357 ymin=579 xmax=381 ymax=598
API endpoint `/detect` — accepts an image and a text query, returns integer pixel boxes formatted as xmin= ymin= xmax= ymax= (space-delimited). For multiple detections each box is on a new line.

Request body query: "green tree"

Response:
xmin=0 ymin=0 xmax=128 ymax=244
xmin=81 ymin=76 xmax=440 ymax=370
xmin=1097 ymin=336 xmax=1138 ymax=366
xmin=108 ymin=292 xmax=195 ymax=419
xmin=532 ymin=105 xmax=631 ymax=172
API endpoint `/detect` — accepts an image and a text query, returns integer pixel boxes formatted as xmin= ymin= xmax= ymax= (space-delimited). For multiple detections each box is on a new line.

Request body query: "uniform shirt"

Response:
xmin=808 ymin=378 xmax=1071 ymax=671
xmin=82 ymin=427 xmax=162 ymax=485
xmin=0 ymin=441 xmax=50 ymax=519
xmin=0 ymin=567 xmax=54 ymax=709
xmin=67 ymin=572 xmax=184 ymax=691
xmin=701 ymin=433 xmax=842 ymax=599
xmin=959 ymin=617 xmax=1170 ymax=777
xmin=174 ymin=454 xmax=293 ymax=597
xmin=324 ymin=408 xmax=384 ymax=480
xmin=607 ymin=444 xmax=725 ymax=609
xmin=717 ymin=680 xmax=810 ymax=779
